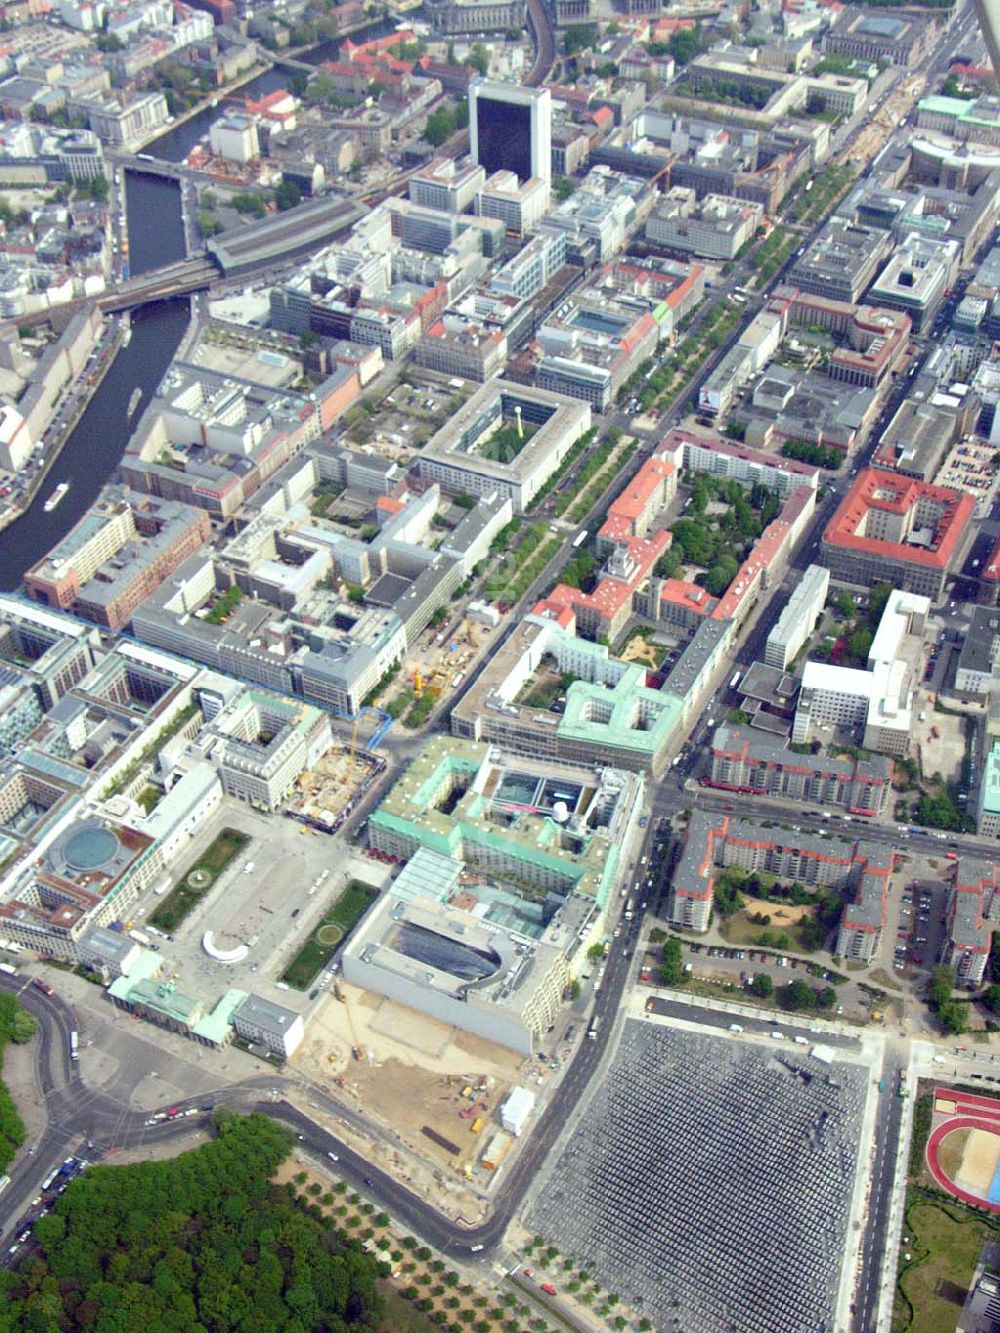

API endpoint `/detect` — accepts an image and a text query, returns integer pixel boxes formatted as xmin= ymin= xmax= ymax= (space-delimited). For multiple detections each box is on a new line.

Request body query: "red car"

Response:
xmin=523 ymin=1268 xmax=533 ymax=1279
xmin=540 ymin=1284 xmax=557 ymax=1297
xmin=32 ymin=978 xmax=54 ymax=997
xmin=166 ymin=1106 xmax=181 ymax=1119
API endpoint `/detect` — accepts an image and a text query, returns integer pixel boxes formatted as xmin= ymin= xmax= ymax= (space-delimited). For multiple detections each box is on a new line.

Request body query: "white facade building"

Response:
xmin=765 ymin=564 xmax=830 ymax=669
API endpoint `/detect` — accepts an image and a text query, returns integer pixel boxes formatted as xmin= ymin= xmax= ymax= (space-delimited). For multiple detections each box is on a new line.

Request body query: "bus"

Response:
xmin=41 ymin=1169 xmax=60 ymax=1192
xmin=0 ymin=963 xmax=16 ymax=976
xmin=69 ymin=1031 xmax=79 ymax=1061
xmin=572 ymin=529 xmax=588 ymax=549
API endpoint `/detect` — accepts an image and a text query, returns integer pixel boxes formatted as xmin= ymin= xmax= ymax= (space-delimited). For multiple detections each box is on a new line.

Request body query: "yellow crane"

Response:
xmin=333 ymin=981 xmax=365 ymax=1061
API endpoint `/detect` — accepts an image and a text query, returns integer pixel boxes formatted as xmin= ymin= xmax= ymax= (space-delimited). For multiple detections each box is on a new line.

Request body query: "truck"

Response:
xmin=729 ymin=671 xmax=741 ymax=690
xmin=588 ymin=1016 xmax=601 ymax=1040
xmin=898 ymin=1069 xmax=908 ymax=1098
xmin=128 ymin=929 xmax=151 ymax=947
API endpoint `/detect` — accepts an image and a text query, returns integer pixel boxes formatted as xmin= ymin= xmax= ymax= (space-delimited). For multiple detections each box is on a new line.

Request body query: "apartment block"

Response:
xmin=764 ymin=564 xmax=829 ymax=669
xmin=944 ymin=857 xmax=999 ymax=984
xmin=668 ymin=810 xmax=892 ymax=936
xmin=708 ymin=723 xmax=892 ymax=814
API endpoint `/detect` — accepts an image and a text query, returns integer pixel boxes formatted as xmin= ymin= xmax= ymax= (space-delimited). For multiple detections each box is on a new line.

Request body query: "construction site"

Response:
xmin=294 ymin=980 xmax=553 ymax=1184
xmin=372 ymin=614 xmax=495 ymax=728
xmin=285 ymin=733 xmax=384 ymax=833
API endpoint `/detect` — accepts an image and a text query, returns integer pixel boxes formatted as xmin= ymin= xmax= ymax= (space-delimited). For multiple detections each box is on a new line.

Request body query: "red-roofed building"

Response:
xmin=821 ymin=468 xmax=975 ymax=599
xmin=596 ymin=454 xmax=676 ymax=553
xmin=547 ymin=530 xmax=670 ymax=642
xmin=530 ymin=598 xmax=577 ymax=632
xmin=659 ymin=577 xmax=716 ymax=630
xmin=979 ymin=534 xmax=1000 ymax=604
xmin=376 ymin=495 xmax=406 ymax=525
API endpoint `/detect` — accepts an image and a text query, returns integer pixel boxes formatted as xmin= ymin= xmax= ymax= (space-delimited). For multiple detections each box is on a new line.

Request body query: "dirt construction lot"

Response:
xmin=294 ymin=984 xmax=536 ymax=1174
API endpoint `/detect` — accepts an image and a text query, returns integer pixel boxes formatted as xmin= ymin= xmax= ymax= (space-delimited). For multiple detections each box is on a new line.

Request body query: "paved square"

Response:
xmin=526 ymin=1021 xmax=869 ymax=1333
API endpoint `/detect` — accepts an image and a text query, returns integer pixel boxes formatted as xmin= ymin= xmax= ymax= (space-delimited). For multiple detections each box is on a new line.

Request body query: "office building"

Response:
xmin=417 ymin=380 xmax=590 ymax=511
xmin=409 ymin=157 xmax=486 ymax=213
xmin=209 ymin=114 xmax=259 ymax=164
xmin=868 ymin=233 xmax=960 ymax=334
xmin=764 ymin=564 xmax=829 ymax=670
xmin=231 ymin=993 xmax=305 ymax=1058
xmin=351 ymin=736 xmax=640 ymax=1052
xmin=476 ymin=171 xmax=550 ymax=236
xmin=645 ymin=189 xmax=764 ymax=261
xmin=470 ymin=81 xmax=551 ymax=184
xmin=788 ymin=220 xmax=893 ymax=304
xmin=955 ymin=605 xmax=1000 ymax=696
xmin=450 ymin=610 xmax=684 ymax=776
xmin=821 ymin=469 xmax=974 ymax=600
xmin=792 ymin=588 xmax=930 ymax=756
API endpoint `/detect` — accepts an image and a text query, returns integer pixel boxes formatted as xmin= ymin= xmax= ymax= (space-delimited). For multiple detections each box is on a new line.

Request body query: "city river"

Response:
xmin=0 ymin=174 xmax=189 ymax=589
xmin=0 ymin=16 xmax=405 ymax=588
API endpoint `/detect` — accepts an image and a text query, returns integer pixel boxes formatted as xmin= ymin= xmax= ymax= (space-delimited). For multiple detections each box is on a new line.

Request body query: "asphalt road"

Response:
xmin=644 ymin=995 xmax=860 ymax=1049
xmin=852 ymin=1041 xmax=907 ymax=1333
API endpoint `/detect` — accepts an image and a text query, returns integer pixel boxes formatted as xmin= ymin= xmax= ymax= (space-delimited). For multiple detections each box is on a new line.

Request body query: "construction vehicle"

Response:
xmin=471 ymin=1117 xmax=484 ymax=1134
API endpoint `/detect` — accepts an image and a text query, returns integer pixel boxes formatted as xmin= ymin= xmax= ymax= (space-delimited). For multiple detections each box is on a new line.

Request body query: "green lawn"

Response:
xmin=894 ymin=1195 xmax=1000 ymax=1333
xmin=149 ymin=828 xmax=250 ymax=933
xmin=281 ymin=880 xmax=378 ymax=990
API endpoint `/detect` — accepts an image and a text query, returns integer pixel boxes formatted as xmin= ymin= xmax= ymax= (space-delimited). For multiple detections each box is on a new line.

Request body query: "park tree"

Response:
xmin=781 ymin=978 xmax=815 ymax=1011
xmin=275 ymin=179 xmax=302 ymax=212
xmin=660 ymin=937 xmax=686 ymax=986
xmin=940 ymin=1000 xmax=968 ymax=1035
xmin=928 ymin=965 xmax=957 ymax=1011
xmin=750 ymin=973 xmax=774 ymax=999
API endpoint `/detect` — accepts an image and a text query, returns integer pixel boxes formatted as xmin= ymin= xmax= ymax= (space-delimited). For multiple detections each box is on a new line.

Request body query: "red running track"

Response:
xmin=926 ymin=1115 xmax=1000 ymax=1212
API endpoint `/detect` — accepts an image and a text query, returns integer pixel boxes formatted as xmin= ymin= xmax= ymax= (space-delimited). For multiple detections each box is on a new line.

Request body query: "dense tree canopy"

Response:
xmin=0 ymin=1112 xmax=384 ymax=1331
xmin=0 ymin=993 xmax=31 ymax=1173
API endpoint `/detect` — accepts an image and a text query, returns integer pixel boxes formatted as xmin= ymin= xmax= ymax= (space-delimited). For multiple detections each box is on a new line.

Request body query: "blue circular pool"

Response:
xmin=62 ymin=825 xmax=119 ymax=872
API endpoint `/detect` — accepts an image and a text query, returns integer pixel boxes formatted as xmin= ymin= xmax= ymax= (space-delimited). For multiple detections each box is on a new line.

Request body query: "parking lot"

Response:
xmin=526 ymin=1019 xmax=869 ymax=1333
xmin=131 ymin=803 xmax=386 ymax=1005
xmin=892 ymin=876 xmax=949 ymax=978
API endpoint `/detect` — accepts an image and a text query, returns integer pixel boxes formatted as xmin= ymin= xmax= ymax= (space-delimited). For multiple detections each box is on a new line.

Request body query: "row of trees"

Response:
xmin=1 ymin=1112 xmax=384 ymax=1328
xmin=0 ymin=993 xmax=33 ymax=1173
xmin=780 ymin=439 xmax=843 ymax=470
xmin=746 ymin=974 xmax=837 ymax=1011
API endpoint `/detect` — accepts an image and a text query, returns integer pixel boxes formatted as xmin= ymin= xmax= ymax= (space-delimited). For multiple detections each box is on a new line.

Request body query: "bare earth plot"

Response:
xmin=527 ymin=1021 xmax=868 ymax=1333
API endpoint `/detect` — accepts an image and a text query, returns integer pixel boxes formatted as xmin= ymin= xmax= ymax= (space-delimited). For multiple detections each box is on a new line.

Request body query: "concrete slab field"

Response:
xmin=526 ymin=1020 xmax=869 ymax=1333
